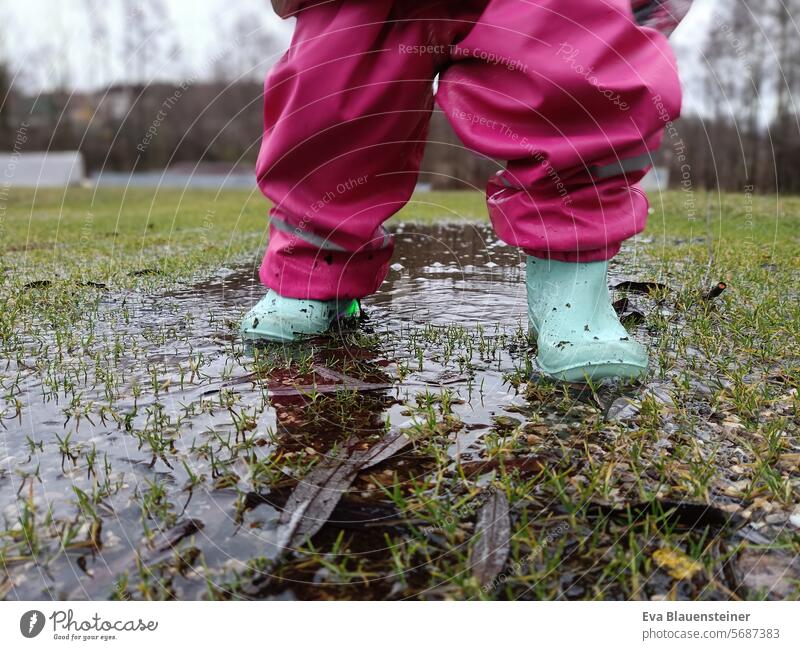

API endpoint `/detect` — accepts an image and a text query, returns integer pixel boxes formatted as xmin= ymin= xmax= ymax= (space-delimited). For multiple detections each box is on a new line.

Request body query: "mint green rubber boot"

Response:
xmin=240 ymin=289 xmax=361 ymax=343
xmin=526 ymin=257 xmax=648 ymax=382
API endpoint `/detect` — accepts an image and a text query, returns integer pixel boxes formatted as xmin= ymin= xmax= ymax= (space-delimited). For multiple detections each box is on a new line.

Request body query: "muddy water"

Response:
xmin=373 ymin=222 xmax=528 ymax=324
xmin=1 ymin=223 xmax=653 ymax=600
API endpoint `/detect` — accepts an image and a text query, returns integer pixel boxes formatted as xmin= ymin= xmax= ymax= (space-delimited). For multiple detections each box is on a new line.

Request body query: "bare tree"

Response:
xmin=0 ymin=58 xmax=14 ymax=147
xmin=680 ymin=0 xmax=800 ymax=192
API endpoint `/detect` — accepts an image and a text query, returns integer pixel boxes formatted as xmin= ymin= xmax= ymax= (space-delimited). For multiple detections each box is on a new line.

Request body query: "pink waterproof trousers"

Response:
xmin=256 ymin=0 xmax=682 ymax=300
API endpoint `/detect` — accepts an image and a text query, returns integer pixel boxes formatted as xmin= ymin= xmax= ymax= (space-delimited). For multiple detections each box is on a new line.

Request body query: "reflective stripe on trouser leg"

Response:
xmin=270 ymin=216 xmax=393 ymax=253
xmin=270 ymin=216 xmax=347 ymax=252
xmin=589 ymin=152 xmax=656 ymax=180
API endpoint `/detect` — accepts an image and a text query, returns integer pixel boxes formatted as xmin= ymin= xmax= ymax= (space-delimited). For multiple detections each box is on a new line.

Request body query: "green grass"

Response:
xmin=0 ymin=187 xmax=798 ymax=601
xmin=2 ymin=187 xmax=797 ymax=276
xmin=0 ymin=188 xmax=489 ymax=284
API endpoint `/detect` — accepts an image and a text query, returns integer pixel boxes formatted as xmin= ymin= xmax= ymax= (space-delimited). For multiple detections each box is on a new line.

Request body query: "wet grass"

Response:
xmin=0 ymin=187 xmax=486 ymax=286
xmin=1 ymin=187 xmax=799 ymax=600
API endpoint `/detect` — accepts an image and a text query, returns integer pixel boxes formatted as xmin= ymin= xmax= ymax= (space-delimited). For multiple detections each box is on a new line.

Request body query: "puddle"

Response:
xmin=1 ymin=223 xmax=786 ymax=600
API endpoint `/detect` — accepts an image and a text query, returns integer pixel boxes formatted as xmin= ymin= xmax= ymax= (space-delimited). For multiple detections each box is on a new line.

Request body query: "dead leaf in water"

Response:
xmin=23 ymin=280 xmax=52 ymax=290
xmin=275 ymin=431 xmax=411 ymax=551
xmin=611 ymin=280 xmax=669 ymax=295
xmin=621 ymin=311 xmax=645 ymax=327
xmin=154 ymin=518 xmax=205 ymax=553
xmin=471 ymin=491 xmax=511 ymax=589
xmin=605 ymin=397 xmax=640 ymax=422
xmin=702 ymin=281 xmax=727 ymax=301
xmin=652 ymin=547 xmax=702 ymax=580
xmin=778 ymin=453 xmax=800 ymax=471
xmin=458 ymin=455 xmax=545 ymax=479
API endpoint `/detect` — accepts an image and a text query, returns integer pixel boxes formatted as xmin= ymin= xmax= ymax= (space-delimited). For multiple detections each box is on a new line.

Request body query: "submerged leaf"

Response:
xmin=243 ymin=490 xmax=407 ymax=530
xmin=471 ymin=490 xmax=511 ymax=589
xmin=155 ymin=518 xmax=205 ymax=552
xmin=275 ymin=431 xmax=411 ymax=551
xmin=312 ymin=366 xmax=395 ymax=392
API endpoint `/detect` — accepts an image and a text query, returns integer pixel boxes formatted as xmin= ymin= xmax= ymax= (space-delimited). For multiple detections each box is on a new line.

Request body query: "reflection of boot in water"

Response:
xmin=264 ymin=342 xmax=394 ymax=458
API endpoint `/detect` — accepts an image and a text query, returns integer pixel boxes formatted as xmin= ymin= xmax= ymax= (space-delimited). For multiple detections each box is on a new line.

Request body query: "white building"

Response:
xmin=1 ymin=151 xmax=87 ymax=188
xmin=639 ymin=165 xmax=670 ymax=191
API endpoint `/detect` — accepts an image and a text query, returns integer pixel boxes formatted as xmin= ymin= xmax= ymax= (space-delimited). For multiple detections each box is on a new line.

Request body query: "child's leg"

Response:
xmin=438 ymin=0 xmax=682 ymax=379
xmin=255 ymin=0 xmax=445 ymax=301
xmin=438 ymin=0 xmax=681 ymax=261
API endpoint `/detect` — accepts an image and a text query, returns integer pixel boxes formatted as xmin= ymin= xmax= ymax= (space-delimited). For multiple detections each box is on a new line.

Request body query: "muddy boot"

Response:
xmin=240 ymin=289 xmax=360 ymax=343
xmin=526 ymin=256 xmax=648 ymax=382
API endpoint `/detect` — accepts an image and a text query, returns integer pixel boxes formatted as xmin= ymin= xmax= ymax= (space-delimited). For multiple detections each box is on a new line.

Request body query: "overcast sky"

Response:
xmin=1 ymin=0 xmax=716 ymax=112
xmin=0 ymin=0 xmax=292 ymax=92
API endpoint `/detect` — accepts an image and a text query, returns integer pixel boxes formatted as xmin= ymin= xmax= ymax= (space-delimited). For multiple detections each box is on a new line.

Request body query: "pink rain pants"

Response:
xmin=256 ymin=0 xmax=683 ymax=300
